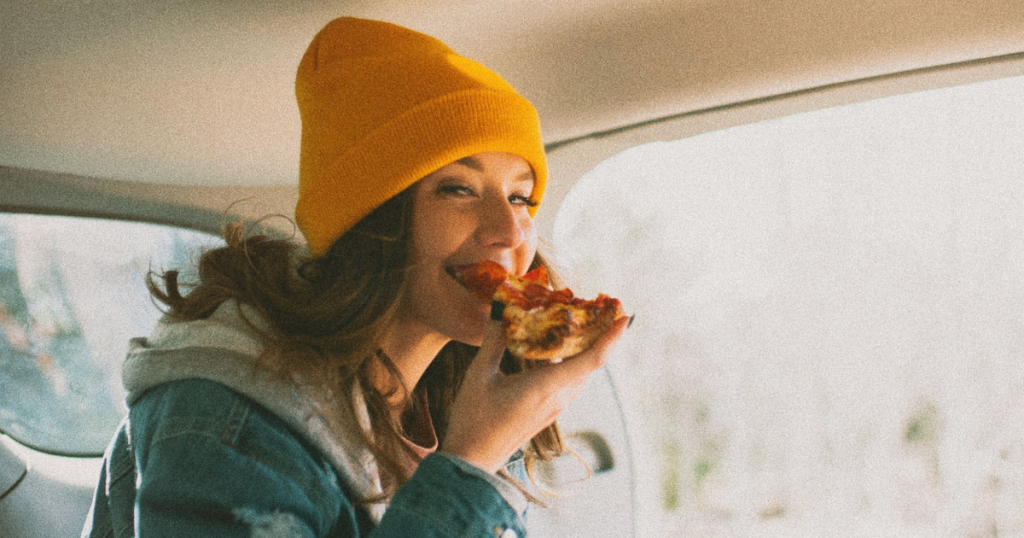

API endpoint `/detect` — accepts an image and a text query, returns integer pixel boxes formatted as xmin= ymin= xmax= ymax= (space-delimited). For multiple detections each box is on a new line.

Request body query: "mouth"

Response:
xmin=444 ymin=264 xmax=473 ymax=289
xmin=444 ymin=261 xmax=508 ymax=302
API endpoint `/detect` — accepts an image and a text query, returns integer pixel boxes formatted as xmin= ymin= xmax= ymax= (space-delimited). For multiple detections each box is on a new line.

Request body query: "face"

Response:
xmin=400 ymin=151 xmax=539 ymax=346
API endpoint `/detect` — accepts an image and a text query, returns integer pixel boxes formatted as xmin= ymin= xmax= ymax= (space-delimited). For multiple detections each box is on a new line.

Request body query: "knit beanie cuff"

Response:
xmin=296 ymin=88 xmax=546 ymax=258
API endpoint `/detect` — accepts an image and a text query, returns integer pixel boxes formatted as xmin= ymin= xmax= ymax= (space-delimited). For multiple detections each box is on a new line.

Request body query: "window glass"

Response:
xmin=0 ymin=214 xmax=220 ymax=456
xmin=554 ymin=75 xmax=1024 ymax=536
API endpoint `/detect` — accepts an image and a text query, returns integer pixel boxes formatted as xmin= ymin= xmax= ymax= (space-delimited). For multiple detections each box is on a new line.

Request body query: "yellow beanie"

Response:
xmin=294 ymin=17 xmax=548 ymax=258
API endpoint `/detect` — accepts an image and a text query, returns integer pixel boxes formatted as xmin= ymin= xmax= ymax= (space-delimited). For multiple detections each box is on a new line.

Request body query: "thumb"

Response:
xmin=470 ymin=302 xmax=508 ymax=375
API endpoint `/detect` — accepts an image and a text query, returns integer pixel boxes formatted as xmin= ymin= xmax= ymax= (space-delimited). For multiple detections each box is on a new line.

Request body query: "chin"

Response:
xmin=452 ymin=336 xmax=485 ymax=348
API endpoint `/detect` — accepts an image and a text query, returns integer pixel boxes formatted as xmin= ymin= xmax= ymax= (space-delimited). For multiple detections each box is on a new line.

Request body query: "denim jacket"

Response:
xmin=81 ymin=301 xmax=528 ymax=537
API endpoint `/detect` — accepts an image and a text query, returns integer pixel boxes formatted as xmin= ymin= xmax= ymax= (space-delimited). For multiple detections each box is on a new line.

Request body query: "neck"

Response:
xmin=377 ymin=319 xmax=450 ymax=420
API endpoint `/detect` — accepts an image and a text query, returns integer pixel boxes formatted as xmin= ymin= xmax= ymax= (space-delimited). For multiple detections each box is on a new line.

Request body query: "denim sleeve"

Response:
xmin=374 ymin=453 xmax=526 ymax=538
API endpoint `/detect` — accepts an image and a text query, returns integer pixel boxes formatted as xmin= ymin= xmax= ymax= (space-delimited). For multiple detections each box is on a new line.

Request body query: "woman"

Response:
xmin=82 ymin=16 xmax=628 ymax=538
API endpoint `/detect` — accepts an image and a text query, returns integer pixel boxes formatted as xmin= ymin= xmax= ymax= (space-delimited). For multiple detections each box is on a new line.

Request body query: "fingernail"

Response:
xmin=627 ymin=314 xmax=636 ymax=328
xmin=490 ymin=300 xmax=506 ymax=321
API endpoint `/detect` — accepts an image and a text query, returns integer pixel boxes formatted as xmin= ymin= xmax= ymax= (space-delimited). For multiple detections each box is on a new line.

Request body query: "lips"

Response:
xmin=446 ymin=261 xmax=510 ymax=281
xmin=445 ymin=264 xmax=471 ymax=280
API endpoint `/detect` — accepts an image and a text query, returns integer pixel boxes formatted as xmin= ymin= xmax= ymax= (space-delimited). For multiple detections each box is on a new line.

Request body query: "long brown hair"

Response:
xmin=148 ymin=187 xmax=563 ymax=500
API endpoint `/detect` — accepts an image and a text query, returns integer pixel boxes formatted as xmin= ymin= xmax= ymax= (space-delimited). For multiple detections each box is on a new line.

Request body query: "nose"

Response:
xmin=475 ymin=196 xmax=530 ymax=249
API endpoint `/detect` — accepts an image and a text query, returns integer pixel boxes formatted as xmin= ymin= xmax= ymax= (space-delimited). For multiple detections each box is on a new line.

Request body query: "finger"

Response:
xmin=468 ymin=318 xmax=507 ymax=376
xmin=552 ymin=378 xmax=586 ymax=409
xmin=584 ymin=314 xmax=631 ymax=359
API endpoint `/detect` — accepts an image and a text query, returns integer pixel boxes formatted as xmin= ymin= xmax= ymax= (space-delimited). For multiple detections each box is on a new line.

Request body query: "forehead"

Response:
xmin=434 ymin=153 xmax=535 ymax=183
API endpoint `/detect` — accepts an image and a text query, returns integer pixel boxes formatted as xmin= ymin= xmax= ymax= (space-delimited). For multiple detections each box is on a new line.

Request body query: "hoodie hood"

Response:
xmin=121 ymin=299 xmax=388 ymax=521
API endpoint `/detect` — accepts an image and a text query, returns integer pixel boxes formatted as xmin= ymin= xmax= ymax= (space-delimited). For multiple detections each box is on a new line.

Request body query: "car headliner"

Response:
xmin=2 ymin=0 xmax=1024 ymax=236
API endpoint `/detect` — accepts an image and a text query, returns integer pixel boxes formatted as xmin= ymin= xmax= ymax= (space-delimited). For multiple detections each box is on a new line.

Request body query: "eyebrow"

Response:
xmin=454 ymin=156 xmax=485 ymax=171
xmin=454 ymin=156 xmax=536 ymax=183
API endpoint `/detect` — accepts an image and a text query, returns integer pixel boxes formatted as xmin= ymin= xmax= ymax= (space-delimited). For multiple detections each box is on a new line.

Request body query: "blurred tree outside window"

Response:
xmin=0 ymin=214 xmax=220 ymax=456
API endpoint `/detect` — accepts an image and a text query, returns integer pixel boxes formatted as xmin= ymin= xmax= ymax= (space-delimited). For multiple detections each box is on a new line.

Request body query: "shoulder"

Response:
xmin=124 ymin=379 xmax=369 ymax=535
xmin=130 ymin=379 xmax=340 ymax=494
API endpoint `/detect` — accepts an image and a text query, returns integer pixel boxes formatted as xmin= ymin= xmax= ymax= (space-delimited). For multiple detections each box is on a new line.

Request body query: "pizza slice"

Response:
xmin=450 ymin=260 xmax=627 ymax=360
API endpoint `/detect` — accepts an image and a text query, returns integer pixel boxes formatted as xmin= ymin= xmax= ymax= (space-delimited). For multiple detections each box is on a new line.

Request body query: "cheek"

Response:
xmin=410 ymin=207 xmax=468 ymax=264
xmin=513 ymin=220 xmax=539 ymax=271
xmin=403 ymin=263 xmax=490 ymax=345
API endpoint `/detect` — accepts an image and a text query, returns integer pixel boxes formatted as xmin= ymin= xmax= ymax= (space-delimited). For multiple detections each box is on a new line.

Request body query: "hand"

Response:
xmin=440 ymin=315 xmax=629 ymax=473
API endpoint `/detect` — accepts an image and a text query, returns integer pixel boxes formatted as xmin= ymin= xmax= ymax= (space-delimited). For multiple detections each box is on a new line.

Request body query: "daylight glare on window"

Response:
xmin=554 ymin=75 xmax=1024 ymax=537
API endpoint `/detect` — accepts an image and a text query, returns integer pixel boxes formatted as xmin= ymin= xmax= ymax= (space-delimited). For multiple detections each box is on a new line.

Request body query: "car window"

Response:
xmin=0 ymin=214 xmax=221 ymax=456
xmin=553 ymin=74 xmax=1024 ymax=536
xmin=525 ymin=367 xmax=635 ymax=538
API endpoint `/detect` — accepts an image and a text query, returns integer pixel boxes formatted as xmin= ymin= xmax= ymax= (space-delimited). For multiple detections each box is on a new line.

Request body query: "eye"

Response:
xmin=509 ymin=193 xmax=539 ymax=208
xmin=437 ymin=183 xmax=475 ymax=197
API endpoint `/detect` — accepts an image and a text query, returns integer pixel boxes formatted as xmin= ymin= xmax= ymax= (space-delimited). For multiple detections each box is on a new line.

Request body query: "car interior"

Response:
xmin=3 ymin=1 xmax=1024 ymax=536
